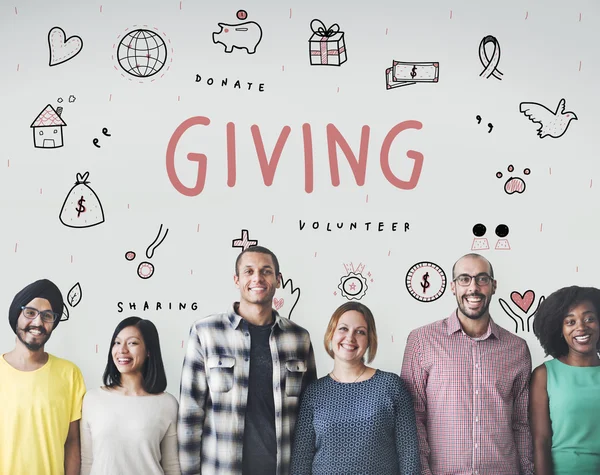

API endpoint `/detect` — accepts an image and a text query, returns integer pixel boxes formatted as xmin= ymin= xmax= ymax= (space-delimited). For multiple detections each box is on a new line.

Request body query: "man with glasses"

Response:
xmin=401 ymin=253 xmax=534 ymax=475
xmin=0 ymin=279 xmax=86 ymax=475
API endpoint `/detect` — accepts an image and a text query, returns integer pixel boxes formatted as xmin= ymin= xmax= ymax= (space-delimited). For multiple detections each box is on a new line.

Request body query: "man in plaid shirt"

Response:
xmin=178 ymin=246 xmax=317 ymax=475
xmin=401 ymin=253 xmax=534 ymax=475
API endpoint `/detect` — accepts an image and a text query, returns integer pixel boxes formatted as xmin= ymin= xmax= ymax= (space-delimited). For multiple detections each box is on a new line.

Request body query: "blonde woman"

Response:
xmin=291 ymin=302 xmax=419 ymax=474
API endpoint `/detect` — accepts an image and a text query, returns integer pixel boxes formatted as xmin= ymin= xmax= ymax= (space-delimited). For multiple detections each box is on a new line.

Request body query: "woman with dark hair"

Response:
xmin=530 ymin=286 xmax=600 ymax=475
xmin=290 ymin=302 xmax=419 ymax=474
xmin=80 ymin=317 xmax=180 ymax=474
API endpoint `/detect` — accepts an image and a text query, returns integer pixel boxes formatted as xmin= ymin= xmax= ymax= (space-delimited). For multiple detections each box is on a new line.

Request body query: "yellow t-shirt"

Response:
xmin=0 ymin=353 xmax=86 ymax=475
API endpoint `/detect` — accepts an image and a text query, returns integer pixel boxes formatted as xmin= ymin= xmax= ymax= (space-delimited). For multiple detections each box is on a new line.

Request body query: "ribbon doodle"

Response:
xmin=478 ymin=35 xmax=503 ymax=80
xmin=310 ymin=19 xmax=340 ymax=38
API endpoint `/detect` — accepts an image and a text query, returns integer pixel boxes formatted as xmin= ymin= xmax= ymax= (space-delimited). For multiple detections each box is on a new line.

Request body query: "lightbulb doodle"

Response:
xmin=48 ymin=26 xmax=83 ymax=67
xmin=67 ymin=282 xmax=82 ymax=308
xmin=59 ymin=172 xmax=105 ymax=229
xmin=471 ymin=223 xmax=510 ymax=251
xmin=125 ymin=224 xmax=170 ymax=279
xmin=497 ymin=165 xmax=530 ymax=195
xmin=335 ymin=262 xmax=373 ymax=301
xmin=499 ymin=289 xmax=545 ymax=333
xmin=232 ymin=229 xmax=258 ymax=251
xmin=405 ymin=262 xmax=447 ymax=303
xmin=273 ymin=273 xmax=301 ymax=320
xmin=113 ymin=26 xmax=173 ymax=81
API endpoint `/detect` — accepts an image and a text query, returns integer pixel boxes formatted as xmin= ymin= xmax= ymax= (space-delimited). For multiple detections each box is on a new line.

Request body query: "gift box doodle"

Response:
xmin=308 ymin=19 xmax=347 ymax=66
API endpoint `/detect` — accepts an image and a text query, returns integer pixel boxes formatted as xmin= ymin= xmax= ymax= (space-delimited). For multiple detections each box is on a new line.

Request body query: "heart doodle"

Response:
xmin=48 ymin=27 xmax=84 ymax=67
xmin=273 ymin=297 xmax=284 ymax=310
xmin=510 ymin=290 xmax=535 ymax=313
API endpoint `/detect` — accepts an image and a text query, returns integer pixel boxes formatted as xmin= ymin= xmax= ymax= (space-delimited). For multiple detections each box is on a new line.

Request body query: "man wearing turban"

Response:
xmin=0 ymin=279 xmax=86 ymax=475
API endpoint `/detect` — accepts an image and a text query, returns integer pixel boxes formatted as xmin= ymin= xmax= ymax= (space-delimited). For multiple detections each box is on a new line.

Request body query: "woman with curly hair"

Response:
xmin=530 ymin=286 xmax=600 ymax=475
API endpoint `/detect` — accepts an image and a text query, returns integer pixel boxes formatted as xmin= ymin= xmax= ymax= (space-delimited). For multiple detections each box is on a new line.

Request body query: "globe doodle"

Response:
xmin=117 ymin=29 xmax=167 ymax=78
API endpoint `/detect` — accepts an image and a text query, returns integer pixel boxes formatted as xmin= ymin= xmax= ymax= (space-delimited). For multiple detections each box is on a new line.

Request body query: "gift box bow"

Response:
xmin=310 ymin=19 xmax=341 ymax=38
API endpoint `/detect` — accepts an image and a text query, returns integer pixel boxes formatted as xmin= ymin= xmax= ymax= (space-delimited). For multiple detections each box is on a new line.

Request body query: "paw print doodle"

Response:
xmin=497 ymin=165 xmax=530 ymax=195
xmin=471 ymin=223 xmax=511 ymax=251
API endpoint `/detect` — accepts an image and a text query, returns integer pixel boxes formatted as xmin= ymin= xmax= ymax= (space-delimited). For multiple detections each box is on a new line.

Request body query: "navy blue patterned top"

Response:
xmin=290 ymin=369 xmax=420 ymax=475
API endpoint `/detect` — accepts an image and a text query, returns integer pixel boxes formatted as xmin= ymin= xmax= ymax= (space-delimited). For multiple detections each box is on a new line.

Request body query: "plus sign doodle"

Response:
xmin=232 ymin=229 xmax=258 ymax=251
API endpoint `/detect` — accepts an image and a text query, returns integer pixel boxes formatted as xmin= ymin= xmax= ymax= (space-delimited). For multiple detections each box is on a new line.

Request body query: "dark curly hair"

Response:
xmin=533 ymin=286 xmax=600 ymax=358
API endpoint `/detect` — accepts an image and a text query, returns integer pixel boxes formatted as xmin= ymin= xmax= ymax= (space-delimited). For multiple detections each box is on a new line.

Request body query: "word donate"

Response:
xmin=166 ymin=117 xmax=424 ymax=197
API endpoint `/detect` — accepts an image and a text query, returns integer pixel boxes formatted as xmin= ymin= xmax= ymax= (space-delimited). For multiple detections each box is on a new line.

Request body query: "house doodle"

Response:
xmin=31 ymin=104 xmax=67 ymax=149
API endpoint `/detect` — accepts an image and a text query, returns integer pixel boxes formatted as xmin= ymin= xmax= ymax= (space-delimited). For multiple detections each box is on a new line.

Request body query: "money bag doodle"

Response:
xmin=59 ymin=172 xmax=105 ymax=228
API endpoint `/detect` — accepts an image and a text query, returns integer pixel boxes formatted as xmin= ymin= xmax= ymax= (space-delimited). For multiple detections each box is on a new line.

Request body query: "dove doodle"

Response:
xmin=519 ymin=98 xmax=577 ymax=139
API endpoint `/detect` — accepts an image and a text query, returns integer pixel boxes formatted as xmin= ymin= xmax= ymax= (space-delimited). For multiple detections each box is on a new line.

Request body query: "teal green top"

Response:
xmin=545 ymin=358 xmax=600 ymax=475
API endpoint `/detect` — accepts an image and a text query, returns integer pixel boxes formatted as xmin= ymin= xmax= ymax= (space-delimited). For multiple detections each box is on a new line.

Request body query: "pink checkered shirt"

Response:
xmin=400 ymin=311 xmax=534 ymax=475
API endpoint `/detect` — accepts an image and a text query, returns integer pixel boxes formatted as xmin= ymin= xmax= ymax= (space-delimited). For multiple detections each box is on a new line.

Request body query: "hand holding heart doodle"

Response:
xmin=499 ymin=289 xmax=545 ymax=333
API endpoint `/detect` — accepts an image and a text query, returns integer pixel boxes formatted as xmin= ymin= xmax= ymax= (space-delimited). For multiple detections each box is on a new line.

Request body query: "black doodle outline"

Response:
xmin=278 ymin=273 xmax=301 ymax=320
xmin=116 ymin=28 xmax=168 ymax=78
xmin=497 ymin=165 xmax=530 ymax=195
xmin=498 ymin=291 xmax=545 ymax=333
xmin=338 ymin=272 xmax=368 ymax=300
xmin=213 ymin=16 xmax=263 ymax=55
xmin=124 ymin=224 xmax=170 ymax=280
xmin=59 ymin=172 xmax=105 ymax=229
xmin=31 ymin=104 xmax=67 ymax=149
xmin=405 ymin=261 xmax=447 ymax=303
xmin=60 ymin=303 xmax=70 ymax=322
xmin=309 ymin=19 xmax=347 ymax=67
xmin=67 ymin=282 xmax=82 ymax=308
xmin=519 ymin=98 xmax=578 ymax=139
xmin=48 ymin=26 xmax=83 ymax=67
xmin=386 ymin=61 xmax=439 ymax=89
xmin=478 ymin=35 xmax=503 ymax=80
xmin=231 ymin=229 xmax=258 ymax=251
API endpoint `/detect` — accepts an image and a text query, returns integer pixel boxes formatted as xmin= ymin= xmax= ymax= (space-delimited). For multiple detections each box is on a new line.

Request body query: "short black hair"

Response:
xmin=103 ymin=316 xmax=167 ymax=394
xmin=234 ymin=245 xmax=280 ymax=276
xmin=452 ymin=253 xmax=494 ymax=279
xmin=533 ymin=286 xmax=600 ymax=358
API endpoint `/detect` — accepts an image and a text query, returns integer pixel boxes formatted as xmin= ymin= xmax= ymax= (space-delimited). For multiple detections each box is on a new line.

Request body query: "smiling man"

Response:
xmin=178 ymin=245 xmax=317 ymax=475
xmin=401 ymin=253 xmax=534 ymax=475
xmin=0 ymin=279 xmax=86 ymax=475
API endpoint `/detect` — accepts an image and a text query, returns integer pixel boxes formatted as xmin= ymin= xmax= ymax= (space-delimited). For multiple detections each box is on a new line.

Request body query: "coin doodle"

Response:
xmin=406 ymin=262 xmax=446 ymax=302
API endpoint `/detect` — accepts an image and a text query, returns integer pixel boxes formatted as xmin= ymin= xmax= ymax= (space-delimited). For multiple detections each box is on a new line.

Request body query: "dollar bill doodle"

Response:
xmin=385 ymin=60 xmax=439 ymax=89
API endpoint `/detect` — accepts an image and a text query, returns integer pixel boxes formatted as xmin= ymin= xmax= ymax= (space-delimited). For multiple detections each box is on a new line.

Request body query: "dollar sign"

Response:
xmin=411 ymin=65 xmax=417 ymax=79
xmin=75 ymin=196 xmax=86 ymax=217
xmin=420 ymin=272 xmax=430 ymax=293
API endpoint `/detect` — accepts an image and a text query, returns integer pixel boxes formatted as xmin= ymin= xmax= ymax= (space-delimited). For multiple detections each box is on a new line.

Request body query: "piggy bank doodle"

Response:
xmin=212 ymin=21 xmax=263 ymax=54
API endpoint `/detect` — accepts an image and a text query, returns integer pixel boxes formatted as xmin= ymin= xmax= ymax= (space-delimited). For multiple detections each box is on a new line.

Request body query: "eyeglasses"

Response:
xmin=453 ymin=273 xmax=493 ymax=287
xmin=21 ymin=306 xmax=60 ymax=323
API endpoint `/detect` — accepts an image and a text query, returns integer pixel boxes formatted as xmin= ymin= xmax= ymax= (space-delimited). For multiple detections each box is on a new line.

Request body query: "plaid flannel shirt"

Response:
xmin=178 ymin=305 xmax=317 ymax=475
xmin=401 ymin=311 xmax=534 ymax=475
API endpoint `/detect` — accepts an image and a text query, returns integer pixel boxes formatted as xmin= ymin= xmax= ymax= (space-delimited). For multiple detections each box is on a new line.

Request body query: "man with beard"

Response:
xmin=0 ymin=279 xmax=86 ymax=475
xmin=401 ymin=253 xmax=534 ymax=475
xmin=178 ymin=246 xmax=317 ymax=475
